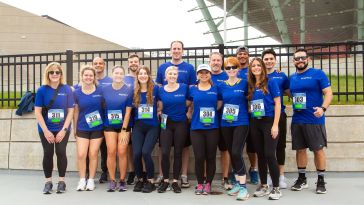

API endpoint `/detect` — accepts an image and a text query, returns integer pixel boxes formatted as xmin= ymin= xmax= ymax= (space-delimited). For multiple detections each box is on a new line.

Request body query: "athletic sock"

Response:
xmin=298 ymin=167 xmax=306 ymax=179
xmin=317 ymin=169 xmax=325 ymax=180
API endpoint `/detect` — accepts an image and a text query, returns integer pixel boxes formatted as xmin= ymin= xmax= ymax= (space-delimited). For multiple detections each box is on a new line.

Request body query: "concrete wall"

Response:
xmin=1 ymin=105 xmax=364 ymax=173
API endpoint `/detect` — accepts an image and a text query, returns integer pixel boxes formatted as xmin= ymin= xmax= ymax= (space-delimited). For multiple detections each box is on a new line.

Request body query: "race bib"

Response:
xmin=48 ymin=109 xmax=64 ymax=123
xmin=138 ymin=104 xmax=153 ymax=119
xmin=250 ymin=99 xmax=265 ymax=118
xmin=292 ymin=93 xmax=307 ymax=110
xmin=107 ymin=110 xmax=122 ymax=125
xmin=222 ymin=104 xmax=239 ymax=122
xmin=85 ymin=110 xmax=103 ymax=128
xmin=199 ymin=107 xmax=215 ymax=124
xmin=160 ymin=114 xmax=168 ymax=130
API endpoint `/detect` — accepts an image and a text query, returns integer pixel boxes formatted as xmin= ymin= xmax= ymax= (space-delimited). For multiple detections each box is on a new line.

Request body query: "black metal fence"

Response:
xmin=1 ymin=42 xmax=363 ymax=107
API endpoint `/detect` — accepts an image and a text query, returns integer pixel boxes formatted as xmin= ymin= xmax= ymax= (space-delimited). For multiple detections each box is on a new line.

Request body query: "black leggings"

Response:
xmin=250 ymin=117 xmax=279 ymax=187
xmin=39 ymin=131 xmax=70 ymax=178
xmin=160 ymin=120 xmax=188 ymax=180
xmin=221 ymin=126 xmax=249 ymax=176
xmin=190 ymin=129 xmax=219 ymax=184
xmin=277 ymin=112 xmax=287 ymax=165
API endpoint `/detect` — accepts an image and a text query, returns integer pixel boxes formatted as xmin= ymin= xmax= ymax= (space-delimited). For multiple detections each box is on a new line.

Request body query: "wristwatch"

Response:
xmin=63 ymin=127 xmax=68 ymax=132
xmin=321 ymin=106 xmax=327 ymax=112
xmin=122 ymin=127 xmax=127 ymax=131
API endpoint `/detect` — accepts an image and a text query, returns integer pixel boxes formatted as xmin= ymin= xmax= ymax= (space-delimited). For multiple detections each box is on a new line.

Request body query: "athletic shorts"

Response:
xmin=76 ymin=130 xmax=104 ymax=139
xmin=104 ymin=126 xmax=131 ymax=133
xmin=291 ymin=124 xmax=327 ymax=151
xmin=217 ymin=127 xmax=228 ymax=151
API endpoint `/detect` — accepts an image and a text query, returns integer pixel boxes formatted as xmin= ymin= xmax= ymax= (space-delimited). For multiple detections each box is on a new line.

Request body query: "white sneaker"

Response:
xmin=76 ymin=179 xmax=86 ymax=191
xmin=279 ymin=175 xmax=287 ymax=189
xmin=268 ymin=187 xmax=282 ymax=200
xmin=86 ymin=179 xmax=95 ymax=191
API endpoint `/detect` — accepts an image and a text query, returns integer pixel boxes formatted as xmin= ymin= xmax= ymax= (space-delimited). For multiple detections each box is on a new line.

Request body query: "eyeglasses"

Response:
xmin=225 ymin=66 xmax=238 ymax=70
xmin=294 ymin=56 xmax=308 ymax=61
xmin=48 ymin=71 xmax=62 ymax=75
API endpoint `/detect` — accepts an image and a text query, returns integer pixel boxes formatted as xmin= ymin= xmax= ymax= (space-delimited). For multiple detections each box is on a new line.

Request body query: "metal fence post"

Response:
xmin=218 ymin=44 xmax=225 ymax=56
xmin=66 ymin=50 xmax=73 ymax=85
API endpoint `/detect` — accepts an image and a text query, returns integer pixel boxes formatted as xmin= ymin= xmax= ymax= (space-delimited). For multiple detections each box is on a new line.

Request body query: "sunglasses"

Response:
xmin=225 ymin=66 xmax=238 ymax=70
xmin=48 ymin=71 xmax=62 ymax=75
xmin=294 ymin=56 xmax=308 ymax=61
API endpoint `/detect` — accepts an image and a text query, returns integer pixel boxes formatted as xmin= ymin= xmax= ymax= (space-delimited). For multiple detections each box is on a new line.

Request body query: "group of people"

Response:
xmin=34 ymin=40 xmax=332 ymax=201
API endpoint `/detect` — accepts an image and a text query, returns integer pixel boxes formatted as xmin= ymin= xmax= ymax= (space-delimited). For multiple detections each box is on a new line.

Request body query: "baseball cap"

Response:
xmin=196 ymin=64 xmax=212 ymax=73
xmin=236 ymin=46 xmax=249 ymax=54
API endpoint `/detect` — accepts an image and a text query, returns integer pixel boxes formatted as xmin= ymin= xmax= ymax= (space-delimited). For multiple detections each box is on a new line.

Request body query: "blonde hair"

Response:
xmin=42 ymin=62 xmax=66 ymax=85
xmin=80 ymin=65 xmax=98 ymax=87
xmin=164 ymin=66 xmax=178 ymax=79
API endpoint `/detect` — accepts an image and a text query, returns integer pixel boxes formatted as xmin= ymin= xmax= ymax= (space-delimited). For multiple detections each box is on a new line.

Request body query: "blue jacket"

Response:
xmin=16 ymin=91 xmax=35 ymax=116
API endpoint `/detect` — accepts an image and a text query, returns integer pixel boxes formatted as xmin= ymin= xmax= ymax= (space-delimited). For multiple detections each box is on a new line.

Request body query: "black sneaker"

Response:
xmin=56 ymin=181 xmax=66 ymax=194
xmin=316 ymin=178 xmax=327 ymax=194
xmin=291 ymin=177 xmax=308 ymax=191
xmin=99 ymin=172 xmax=108 ymax=184
xmin=157 ymin=181 xmax=169 ymax=193
xmin=142 ymin=181 xmax=156 ymax=193
xmin=43 ymin=181 xmax=53 ymax=194
xmin=127 ymin=172 xmax=136 ymax=185
xmin=133 ymin=180 xmax=144 ymax=192
xmin=171 ymin=182 xmax=181 ymax=193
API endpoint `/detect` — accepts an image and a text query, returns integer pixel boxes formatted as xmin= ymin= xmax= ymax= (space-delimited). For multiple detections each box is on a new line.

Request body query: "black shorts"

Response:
xmin=76 ymin=130 xmax=104 ymax=140
xmin=217 ymin=127 xmax=228 ymax=151
xmin=291 ymin=124 xmax=327 ymax=151
xmin=184 ymin=122 xmax=192 ymax=147
xmin=104 ymin=126 xmax=132 ymax=133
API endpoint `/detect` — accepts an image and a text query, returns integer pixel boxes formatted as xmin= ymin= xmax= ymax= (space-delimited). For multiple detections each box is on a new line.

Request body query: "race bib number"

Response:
xmin=250 ymin=99 xmax=265 ymax=118
xmin=199 ymin=107 xmax=215 ymax=124
xmin=85 ymin=110 xmax=103 ymax=128
xmin=107 ymin=110 xmax=122 ymax=125
xmin=48 ymin=109 xmax=64 ymax=123
xmin=222 ymin=104 xmax=239 ymax=122
xmin=138 ymin=104 xmax=153 ymax=119
xmin=292 ymin=93 xmax=307 ymax=110
xmin=160 ymin=114 xmax=168 ymax=130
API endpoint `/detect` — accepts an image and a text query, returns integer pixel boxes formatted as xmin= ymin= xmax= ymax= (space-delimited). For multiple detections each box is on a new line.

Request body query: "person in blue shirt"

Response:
xmin=262 ymin=49 xmax=290 ymax=189
xmin=289 ymin=48 xmax=332 ymax=194
xmin=102 ymin=65 xmax=133 ymax=192
xmin=218 ymin=57 xmax=250 ymax=200
xmin=131 ymin=66 xmax=159 ymax=193
xmin=124 ymin=53 xmax=140 ymax=186
xmin=73 ymin=66 xmax=104 ymax=191
xmin=188 ymin=64 xmax=221 ymax=195
xmin=157 ymin=66 xmax=189 ymax=194
xmin=155 ymin=40 xmax=196 ymax=188
xmin=209 ymin=52 xmax=231 ymax=190
xmin=236 ymin=46 xmax=259 ymax=184
xmin=34 ymin=62 xmax=74 ymax=194
xmin=247 ymin=58 xmax=282 ymax=200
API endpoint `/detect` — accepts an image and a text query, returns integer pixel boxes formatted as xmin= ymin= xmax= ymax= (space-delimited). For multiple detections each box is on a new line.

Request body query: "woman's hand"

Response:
xmin=271 ymin=124 xmax=279 ymax=139
xmin=118 ymin=131 xmax=130 ymax=145
xmin=44 ymin=129 xmax=55 ymax=144
xmin=55 ymin=129 xmax=66 ymax=143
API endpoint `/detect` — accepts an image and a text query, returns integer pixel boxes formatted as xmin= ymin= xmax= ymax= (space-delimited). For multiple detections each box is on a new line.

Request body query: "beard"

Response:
xmin=129 ymin=66 xmax=138 ymax=72
xmin=295 ymin=62 xmax=308 ymax=71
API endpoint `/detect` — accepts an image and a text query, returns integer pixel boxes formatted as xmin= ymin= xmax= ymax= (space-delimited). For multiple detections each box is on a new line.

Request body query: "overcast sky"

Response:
xmin=2 ymin=0 xmax=279 ymax=48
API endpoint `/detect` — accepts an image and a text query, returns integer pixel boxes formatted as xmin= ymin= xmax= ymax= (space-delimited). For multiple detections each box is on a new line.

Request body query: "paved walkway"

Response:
xmin=0 ymin=170 xmax=363 ymax=205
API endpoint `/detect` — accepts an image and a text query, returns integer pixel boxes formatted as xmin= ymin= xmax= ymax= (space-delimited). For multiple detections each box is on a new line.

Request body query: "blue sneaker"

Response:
xmin=249 ymin=169 xmax=259 ymax=185
xmin=118 ymin=181 xmax=127 ymax=192
xmin=107 ymin=181 xmax=117 ymax=192
xmin=227 ymin=183 xmax=240 ymax=196
xmin=236 ymin=187 xmax=249 ymax=201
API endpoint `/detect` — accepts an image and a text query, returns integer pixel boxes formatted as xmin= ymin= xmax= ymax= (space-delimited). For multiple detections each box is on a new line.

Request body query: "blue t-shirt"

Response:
xmin=124 ymin=75 xmax=135 ymax=88
xmin=218 ymin=79 xmax=249 ymax=127
xmin=189 ymin=85 xmax=219 ymax=130
xmin=156 ymin=61 xmax=197 ymax=85
xmin=289 ymin=68 xmax=331 ymax=124
xmin=268 ymin=70 xmax=290 ymax=113
xmin=158 ymin=83 xmax=189 ymax=122
xmin=102 ymin=84 xmax=133 ymax=128
xmin=134 ymin=85 xmax=159 ymax=126
xmin=211 ymin=71 xmax=228 ymax=86
xmin=35 ymin=84 xmax=75 ymax=132
xmin=250 ymin=80 xmax=280 ymax=118
xmin=74 ymin=87 xmax=104 ymax=131
xmin=237 ymin=67 xmax=248 ymax=80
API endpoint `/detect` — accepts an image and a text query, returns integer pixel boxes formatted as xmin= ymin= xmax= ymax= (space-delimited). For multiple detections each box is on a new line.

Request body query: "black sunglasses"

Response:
xmin=294 ymin=56 xmax=308 ymax=61
xmin=225 ymin=66 xmax=238 ymax=70
xmin=48 ymin=71 xmax=62 ymax=75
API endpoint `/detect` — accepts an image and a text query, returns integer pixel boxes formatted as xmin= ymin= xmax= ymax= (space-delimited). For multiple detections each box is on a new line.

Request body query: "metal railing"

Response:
xmin=1 ymin=42 xmax=363 ymax=107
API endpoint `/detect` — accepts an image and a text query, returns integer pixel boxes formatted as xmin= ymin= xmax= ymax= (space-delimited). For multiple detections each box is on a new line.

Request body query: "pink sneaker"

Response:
xmin=195 ymin=184 xmax=203 ymax=195
xmin=203 ymin=183 xmax=211 ymax=195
